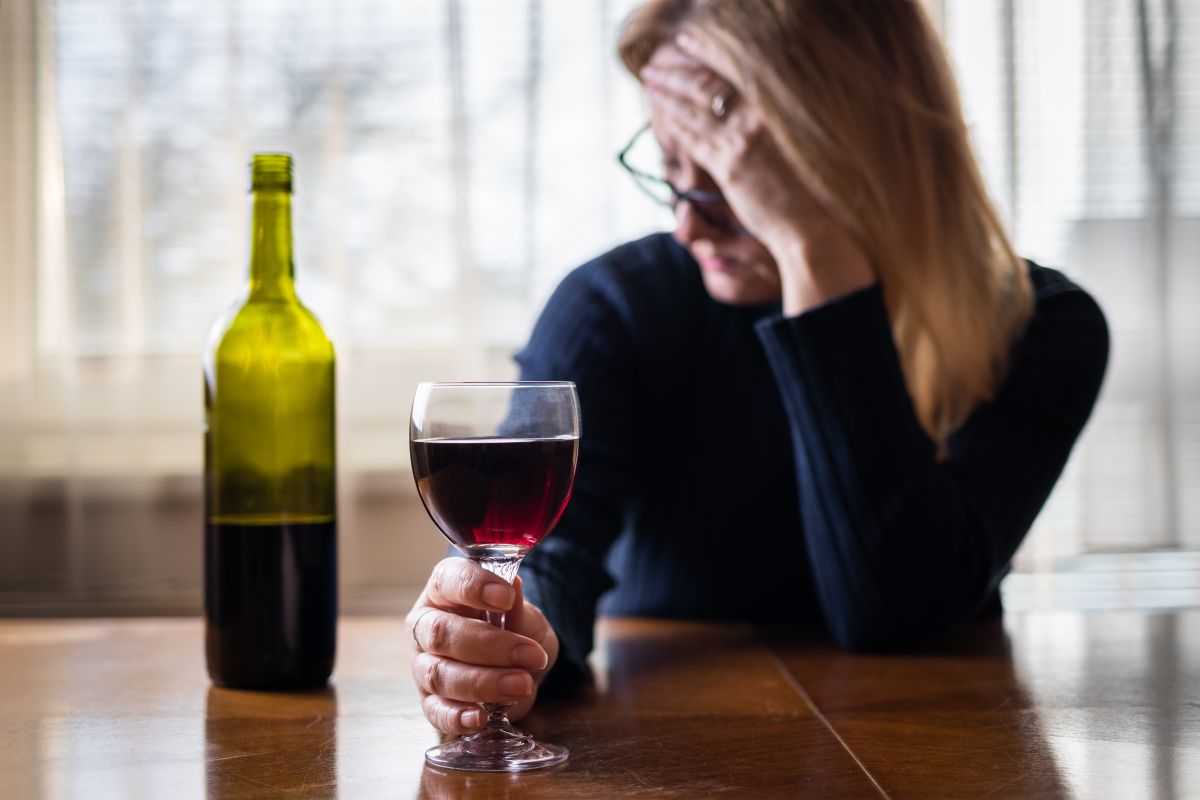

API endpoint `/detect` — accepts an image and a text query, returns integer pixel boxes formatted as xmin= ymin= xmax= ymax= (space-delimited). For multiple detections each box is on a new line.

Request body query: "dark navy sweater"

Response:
xmin=515 ymin=233 xmax=1108 ymax=690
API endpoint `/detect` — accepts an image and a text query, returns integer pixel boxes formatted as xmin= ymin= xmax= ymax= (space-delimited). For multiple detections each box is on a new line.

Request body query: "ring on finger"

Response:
xmin=410 ymin=607 xmax=438 ymax=651
xmin=710 ymin=89 xmax=734 ymax=120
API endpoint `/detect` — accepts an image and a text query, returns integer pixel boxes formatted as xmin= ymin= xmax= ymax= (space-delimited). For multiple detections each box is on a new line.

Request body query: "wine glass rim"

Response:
xmin=415 ymin=381 xmax=576 ymax=389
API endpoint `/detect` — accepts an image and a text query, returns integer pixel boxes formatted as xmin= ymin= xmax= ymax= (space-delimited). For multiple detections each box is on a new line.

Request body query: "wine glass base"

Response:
xmin=425 ymin=734 xmax=569 ymax=773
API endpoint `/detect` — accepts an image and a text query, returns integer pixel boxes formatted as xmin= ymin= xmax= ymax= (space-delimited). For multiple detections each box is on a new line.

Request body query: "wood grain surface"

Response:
xmin=1 ymin=611 xmax=1196 ymax=799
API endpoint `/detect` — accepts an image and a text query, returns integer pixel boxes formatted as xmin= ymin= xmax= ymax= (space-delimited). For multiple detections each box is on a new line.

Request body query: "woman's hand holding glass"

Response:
xmin=407 ymin=558 xmax=560 ymax=736
xmin=408 ymin=380 xmax=577 ymax=771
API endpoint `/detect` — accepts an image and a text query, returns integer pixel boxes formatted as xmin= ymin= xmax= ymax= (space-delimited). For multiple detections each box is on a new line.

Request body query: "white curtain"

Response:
xmin=939 ymin=0 xmax=1199 ymax=571
xmin=0 ymin=0 xmax=659 ymax=609
xmin=1 ymin=0 xmax=1196 ymax=612
xmin=1 ymin=0 xmax=655 ymax=480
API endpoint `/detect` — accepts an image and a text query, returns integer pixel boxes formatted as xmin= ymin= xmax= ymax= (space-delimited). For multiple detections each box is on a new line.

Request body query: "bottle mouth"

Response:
xmin=251 ymin=153 xmax=293 ymax=192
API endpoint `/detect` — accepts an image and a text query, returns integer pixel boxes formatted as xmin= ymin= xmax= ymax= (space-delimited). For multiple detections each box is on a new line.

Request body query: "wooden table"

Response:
xmin=1 ymin=612 xmax=1196 ymax=799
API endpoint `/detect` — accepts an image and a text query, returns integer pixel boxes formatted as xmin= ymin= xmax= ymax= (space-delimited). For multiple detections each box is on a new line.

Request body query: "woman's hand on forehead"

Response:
xmin=640 ymin=35 xmax=819 ymax=253
xmin=640 ymin=32 xmax=876 ymax=315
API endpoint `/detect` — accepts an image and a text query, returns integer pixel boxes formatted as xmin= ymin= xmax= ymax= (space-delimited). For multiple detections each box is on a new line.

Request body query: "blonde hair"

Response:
xmin=620 ymin=0 xmax=1033 ymax=453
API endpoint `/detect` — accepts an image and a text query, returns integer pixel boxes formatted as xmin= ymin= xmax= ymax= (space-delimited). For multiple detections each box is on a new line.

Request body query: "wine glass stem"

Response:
xmin=476 ymin=555 xmax=524 ymax=729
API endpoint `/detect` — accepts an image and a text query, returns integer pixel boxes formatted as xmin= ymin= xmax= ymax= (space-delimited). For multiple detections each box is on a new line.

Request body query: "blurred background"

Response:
xmin=1 ymin=0 xmax=1197 ymax=616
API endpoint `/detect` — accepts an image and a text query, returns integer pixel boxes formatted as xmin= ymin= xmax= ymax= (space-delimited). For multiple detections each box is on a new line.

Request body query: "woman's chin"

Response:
xmin=699 ymin=267 xmax=780 ymax=306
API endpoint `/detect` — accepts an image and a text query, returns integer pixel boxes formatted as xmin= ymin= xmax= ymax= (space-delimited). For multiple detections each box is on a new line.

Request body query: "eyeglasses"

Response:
xmin=617 ymin=122 xmax=750 ymax=237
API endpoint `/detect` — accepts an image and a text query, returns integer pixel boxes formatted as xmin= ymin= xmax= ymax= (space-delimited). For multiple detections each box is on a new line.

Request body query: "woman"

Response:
xmin=406 ymin=0 xmax=1108 ymax=735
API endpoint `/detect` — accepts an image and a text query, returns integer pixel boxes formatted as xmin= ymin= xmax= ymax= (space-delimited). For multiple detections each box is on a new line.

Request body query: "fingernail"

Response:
xmin=512 ymin=644 xmax=548 ymax=670
xmin=499 ymin=672 xmax=533 ymax=697
xmin=482 ymin=583 xmax=515 ymax=610
xmin=460 ymin=708 xmax=483 ymax=729
xmin=676 ymin=32 xmax=695 ymax=49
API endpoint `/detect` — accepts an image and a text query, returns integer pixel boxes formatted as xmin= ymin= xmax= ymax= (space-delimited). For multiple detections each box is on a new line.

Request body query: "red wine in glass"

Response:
xmin=411 ymin=436 xmax=578 ymax=556
xmin=409 ymin=381 xmax=580 ymax=772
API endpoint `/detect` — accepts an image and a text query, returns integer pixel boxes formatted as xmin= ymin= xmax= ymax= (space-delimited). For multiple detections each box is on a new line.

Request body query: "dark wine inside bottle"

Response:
xmin=205 ymin=517 xmax=336 ymax=689
xmin=203 ymin=154 xmax=337 ymax=690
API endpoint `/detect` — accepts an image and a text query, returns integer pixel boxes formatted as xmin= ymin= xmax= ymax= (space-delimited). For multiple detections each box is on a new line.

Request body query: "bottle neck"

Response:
xmin=248 ymin=189 xmax=295 ymax=301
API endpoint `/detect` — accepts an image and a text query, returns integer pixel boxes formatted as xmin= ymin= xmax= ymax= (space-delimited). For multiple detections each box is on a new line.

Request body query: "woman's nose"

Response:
xmin=673 ymin=199 xmax=718 ymax=246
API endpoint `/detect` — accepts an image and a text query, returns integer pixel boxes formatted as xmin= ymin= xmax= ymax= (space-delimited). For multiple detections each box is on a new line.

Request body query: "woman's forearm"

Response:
xmin=755 ymin=285 xmax=1105 ymax=649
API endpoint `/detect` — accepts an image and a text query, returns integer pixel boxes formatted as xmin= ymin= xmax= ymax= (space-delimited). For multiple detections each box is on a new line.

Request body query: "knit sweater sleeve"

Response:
xmin=512 ymin=260 xmax=644 ymax=693
xmin=754 ymin=281 xmax=1108 ymax=650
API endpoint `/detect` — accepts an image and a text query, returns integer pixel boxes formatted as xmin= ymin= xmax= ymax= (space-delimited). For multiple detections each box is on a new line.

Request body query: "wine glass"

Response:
xmin=409 ymin=381 xmax=580 ymax=772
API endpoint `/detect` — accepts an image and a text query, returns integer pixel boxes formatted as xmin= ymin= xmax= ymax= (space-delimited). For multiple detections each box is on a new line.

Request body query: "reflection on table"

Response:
xmin=0 ymin=610 xmax=1196 ymax=798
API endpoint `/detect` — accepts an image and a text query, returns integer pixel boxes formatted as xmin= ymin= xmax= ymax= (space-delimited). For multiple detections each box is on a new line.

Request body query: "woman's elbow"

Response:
xmin=830 ymin=619 xmax=910 ymax=653
xmin=826 ymin=605 xmax=960 ymax=653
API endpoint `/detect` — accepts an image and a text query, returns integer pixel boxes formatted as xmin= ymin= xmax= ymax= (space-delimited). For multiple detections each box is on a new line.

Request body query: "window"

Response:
xmin=1 ymin=0 xmax=1196 ymax=612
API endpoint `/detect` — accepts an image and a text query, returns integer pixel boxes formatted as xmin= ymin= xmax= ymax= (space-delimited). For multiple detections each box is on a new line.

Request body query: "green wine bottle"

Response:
xmin=203 ymin=153 xmax=337 ymax=689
